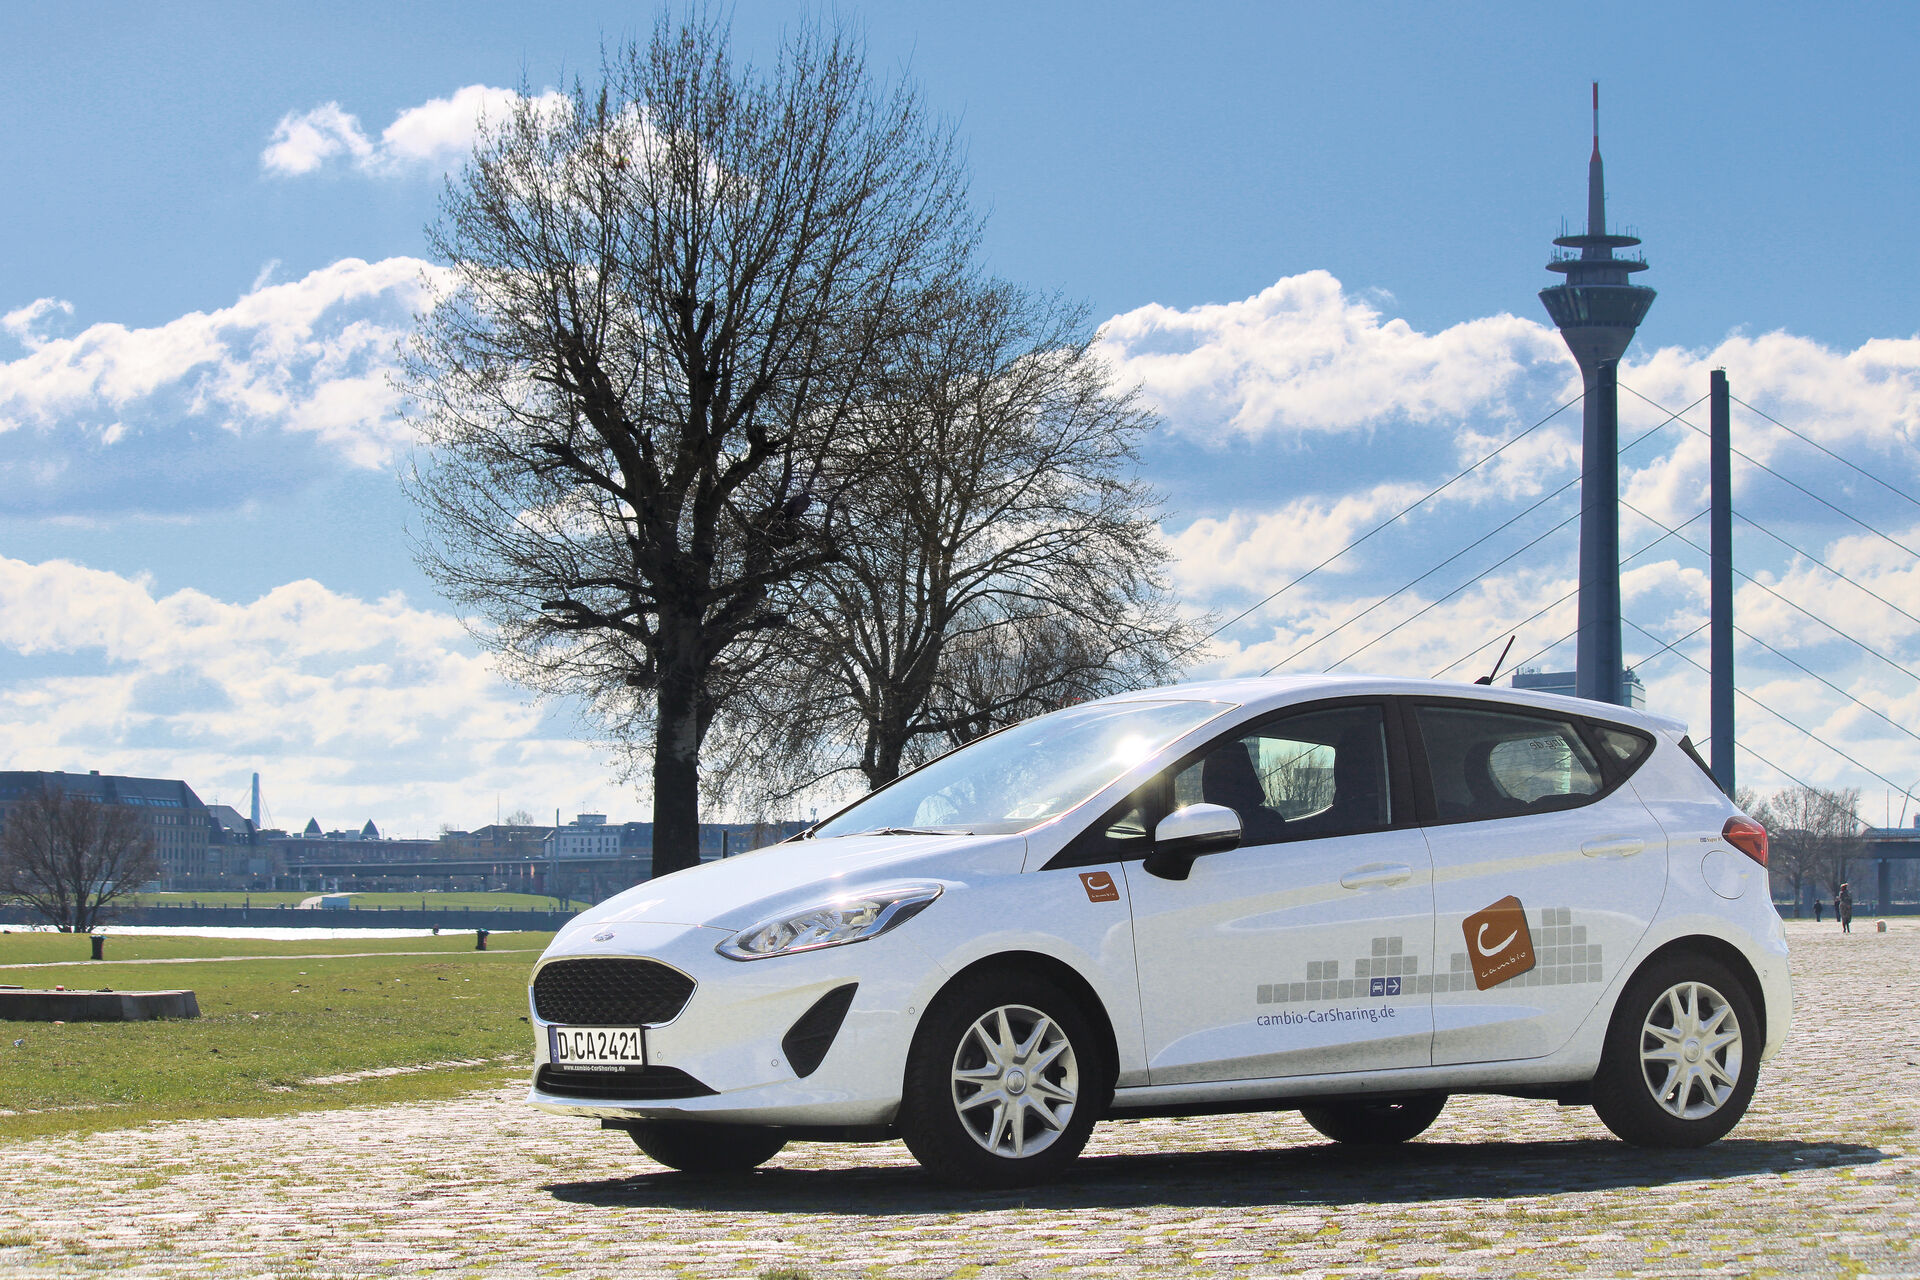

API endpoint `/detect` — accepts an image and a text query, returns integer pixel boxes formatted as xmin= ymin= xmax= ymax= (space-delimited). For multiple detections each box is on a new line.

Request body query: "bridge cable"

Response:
xmin=1425 ymin=508 xmax=1708 ymax=680
xmin=1289 ymin=397 xmax=1708 ymax=675
xmin=1733 ymin=624 xmax=1920 ymax=750
xmin=1194 ymin=393 xmax=1587 ymax=647
xmin=1730 ymin=740 xmax=1879 ymax=832
xmin=1258 ymin=400 xmax=1699 ymax=676
xmin=1734 ymin=511 xmax=1920 ymax=631
xmin=1614 ymin=498 xmax=1920 ymax=686
xmin=1623 ymin=616 xmax=1918 ymax=807
xmin=1252 ymin=478 xmax=1580 ymax=674
xmin=1268 ymin=508 xmax=1579 ymax=676
xmin=1621 ymin=383 xmax=1920 ymax=563
xmin=1731 ymin=394 xmax=1920 ymax=512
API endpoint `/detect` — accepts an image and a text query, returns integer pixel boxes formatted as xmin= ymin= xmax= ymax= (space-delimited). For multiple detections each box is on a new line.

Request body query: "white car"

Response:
xmin=526 ymin=675 xmax=1790 ymax=1187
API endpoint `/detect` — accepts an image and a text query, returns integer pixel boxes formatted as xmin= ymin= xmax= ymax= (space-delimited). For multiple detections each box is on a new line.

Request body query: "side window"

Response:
xmin=1415 ymin=704 xmax=1605 ymax=822
xmin=1171 ymin=705 xmax=1392 ymax=846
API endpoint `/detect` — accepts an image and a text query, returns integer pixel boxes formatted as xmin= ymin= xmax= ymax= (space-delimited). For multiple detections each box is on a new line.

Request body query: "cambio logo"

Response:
xmin=1462 ymin=895 xmax=1537 ymax=990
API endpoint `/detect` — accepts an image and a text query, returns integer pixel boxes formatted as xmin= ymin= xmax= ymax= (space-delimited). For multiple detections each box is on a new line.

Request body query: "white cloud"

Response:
xmin=3 ymin=297 xmax=75 ymax=351
xmin=1099 ymin=270 xmax=1573 ymax=442
xmin=0 ymin=258 xmax=444 ymax=513
xmin=263 ymin=86 xmax=569 ymax=178
xmin=261 ymin=102 xmax=374 ymax=176
xmin=0 ymin=556 xmax=622 ymax=835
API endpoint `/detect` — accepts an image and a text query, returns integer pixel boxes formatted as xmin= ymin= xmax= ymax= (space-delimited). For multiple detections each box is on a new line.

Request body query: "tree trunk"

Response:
xmin=651 ymin=626 xmax=708 ymax=878
xmin=863 ymin=721 xmax=908 ymax=789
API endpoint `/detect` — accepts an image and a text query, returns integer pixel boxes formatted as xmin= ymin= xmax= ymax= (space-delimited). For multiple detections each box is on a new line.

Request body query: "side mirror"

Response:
xmin=1143 ymin=803 xmax=1242 ymax=880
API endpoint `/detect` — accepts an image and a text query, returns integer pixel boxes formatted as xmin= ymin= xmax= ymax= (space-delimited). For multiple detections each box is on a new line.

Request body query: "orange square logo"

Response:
xmin=1079 ymin=871 xmax=1120 ymax=903
xmin=1463 ymin=895 xmax=1536 ymax=990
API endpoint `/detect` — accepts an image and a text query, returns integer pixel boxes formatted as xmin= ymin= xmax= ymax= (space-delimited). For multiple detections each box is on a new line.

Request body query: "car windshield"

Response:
xmin=813 ymin=700 xmax=1234 ymax=838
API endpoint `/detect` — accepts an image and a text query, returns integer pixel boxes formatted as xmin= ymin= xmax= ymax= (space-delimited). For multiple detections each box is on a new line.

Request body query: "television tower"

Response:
xmin=1539 ymin=84 xmax=1655 ymax=705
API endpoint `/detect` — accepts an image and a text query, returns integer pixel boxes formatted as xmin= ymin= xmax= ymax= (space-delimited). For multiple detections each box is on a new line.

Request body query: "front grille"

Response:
xmin=532 ymin=958 xmax=696 ymax=1026
xmin=535 ymin=1064 xmax=716 ymax=1100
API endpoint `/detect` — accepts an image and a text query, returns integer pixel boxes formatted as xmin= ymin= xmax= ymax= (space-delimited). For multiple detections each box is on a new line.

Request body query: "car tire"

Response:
xmin=1298 ymin=1095 xmax=1447 ymax=1145
xmin=898 ymin=969 xmax=1109 ymax=1188
xmin=1591 ymin=952 xmax=1759 ymax=1148
xmin=626 ymin=1121 xmax=787 ymax=1173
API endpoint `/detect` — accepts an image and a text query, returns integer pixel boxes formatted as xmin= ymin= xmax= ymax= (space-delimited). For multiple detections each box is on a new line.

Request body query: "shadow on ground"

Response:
xmin=546 ymin=1136 xmax=1884 ymax=1214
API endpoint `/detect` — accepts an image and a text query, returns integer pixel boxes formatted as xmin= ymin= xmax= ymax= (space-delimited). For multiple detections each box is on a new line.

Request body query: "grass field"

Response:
xmin=0 ymin=932 xmax=555 ymax=1142
xmin=124 ymin=891 xmax=590 ymax=911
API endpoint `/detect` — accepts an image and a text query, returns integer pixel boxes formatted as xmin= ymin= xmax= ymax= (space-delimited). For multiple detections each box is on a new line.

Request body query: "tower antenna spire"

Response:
xmin=1541 ymin=84 xmax=1655 ymax=708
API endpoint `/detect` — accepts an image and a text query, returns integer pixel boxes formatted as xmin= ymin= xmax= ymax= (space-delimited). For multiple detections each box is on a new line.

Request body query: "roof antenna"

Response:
xmin=1474 ymin=635 xmax=1516 ymax=686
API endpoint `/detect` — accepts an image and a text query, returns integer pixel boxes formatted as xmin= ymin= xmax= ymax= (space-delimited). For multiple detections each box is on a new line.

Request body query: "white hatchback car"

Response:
xmin=527 ymin=676 xmax=1790 ymax=1187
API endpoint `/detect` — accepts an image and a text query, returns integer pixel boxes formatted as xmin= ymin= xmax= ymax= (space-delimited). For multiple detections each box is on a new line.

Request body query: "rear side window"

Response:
xmin=1415 ymin=704 xmax=1605 ymax=822
xmin=1593 ymin=724 xmax=1653 ymax=773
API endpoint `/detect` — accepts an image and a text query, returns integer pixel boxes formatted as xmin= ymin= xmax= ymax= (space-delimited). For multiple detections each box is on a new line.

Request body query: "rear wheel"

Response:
xmin=1592 ymin=953 xmax=1758 ymax=1148
xmin=627 ymin=1121 xmax=787 ymax=1173
xmin=898 ymin=970 xmax=1108 ymax=1188
xmin=1299 ymin=1095 xmax=1447 ymax=1145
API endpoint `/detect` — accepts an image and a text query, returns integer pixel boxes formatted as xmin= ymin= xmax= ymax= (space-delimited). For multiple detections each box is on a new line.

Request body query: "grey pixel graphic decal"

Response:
xmin=1254 ymin=909 xmax=1603 ymax=1006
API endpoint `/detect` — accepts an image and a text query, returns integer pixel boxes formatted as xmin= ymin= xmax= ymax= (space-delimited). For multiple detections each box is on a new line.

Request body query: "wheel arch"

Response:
xmin=915 ymin=950 xmax=1121 ymax=1103
xmin=1621 ymin=934 xmax=1768 ymax=1049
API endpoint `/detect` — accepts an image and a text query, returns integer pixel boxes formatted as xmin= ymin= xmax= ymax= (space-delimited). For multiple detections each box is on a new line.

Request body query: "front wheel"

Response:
xmin=1591 ymin=954 xmax=1759 ymax=1148
xmin=898 ymin=970 xmax=1109 ymax=1188
xmin=1299 ymin=1095 xmax=1447 ymax=1145
xmin=627 ymin=1121 xmax=787 ymax=1173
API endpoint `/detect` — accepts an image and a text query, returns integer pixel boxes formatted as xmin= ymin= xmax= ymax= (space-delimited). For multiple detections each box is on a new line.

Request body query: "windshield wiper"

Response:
xmin=849 ymin=826 xmax=971 ymax=837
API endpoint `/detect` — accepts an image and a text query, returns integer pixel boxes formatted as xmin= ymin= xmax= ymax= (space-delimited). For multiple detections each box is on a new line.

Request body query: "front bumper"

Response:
xmin=526 ymin=920 xmax=936 ymax=1127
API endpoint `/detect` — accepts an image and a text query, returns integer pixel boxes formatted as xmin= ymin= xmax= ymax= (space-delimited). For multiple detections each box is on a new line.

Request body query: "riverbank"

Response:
xmin=0 ymin=903 xmax=577 ymax=932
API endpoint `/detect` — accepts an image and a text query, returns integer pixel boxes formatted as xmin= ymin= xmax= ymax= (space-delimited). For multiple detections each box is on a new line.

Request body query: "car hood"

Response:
xmin=557 ymin=831 xmax=1028 ymax=938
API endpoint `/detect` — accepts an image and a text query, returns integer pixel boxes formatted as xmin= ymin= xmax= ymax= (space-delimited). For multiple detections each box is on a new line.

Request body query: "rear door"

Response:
xmin=1407 ymin=699 xmax=1668 ymax=1065
xmin=1120 ymin=701 xmax=1437 ymax=1084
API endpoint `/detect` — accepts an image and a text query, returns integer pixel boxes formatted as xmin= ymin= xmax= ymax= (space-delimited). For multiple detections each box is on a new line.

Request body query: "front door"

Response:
xmin=1124 ymin=702 xmax=1436 ymax=1085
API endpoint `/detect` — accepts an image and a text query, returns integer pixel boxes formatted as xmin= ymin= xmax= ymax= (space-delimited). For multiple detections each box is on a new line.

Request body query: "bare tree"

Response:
xmin=1763 ymin=784 xmax=1864 ymax=906
xmin=403 ymin=11 xmax=971 ymax=875
xmin=0 ymin=786 xmax=161 ymax=933
xmin=716 ymin=280 xmax=1201 ymax=802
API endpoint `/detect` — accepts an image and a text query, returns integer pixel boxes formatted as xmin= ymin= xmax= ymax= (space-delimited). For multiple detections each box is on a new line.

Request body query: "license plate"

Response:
xmin=548 ymin=1025 xmax=648 ymax=1070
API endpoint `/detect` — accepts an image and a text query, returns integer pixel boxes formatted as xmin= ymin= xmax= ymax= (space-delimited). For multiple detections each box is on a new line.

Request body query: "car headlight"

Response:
xmin=716 ymin=883 xmax=943 ymax=961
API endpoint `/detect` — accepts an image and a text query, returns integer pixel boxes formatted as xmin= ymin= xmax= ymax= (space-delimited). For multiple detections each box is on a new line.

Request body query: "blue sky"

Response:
xmin=3 ymin=2 xmax=1917 ymax=832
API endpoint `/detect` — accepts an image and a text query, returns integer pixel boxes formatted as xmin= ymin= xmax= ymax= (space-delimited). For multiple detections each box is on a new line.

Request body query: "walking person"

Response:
xmin=1837 ymin=882 xmax=1854 ymax=934
xmin=1814 ymin=899 xmax=1824 ymax=923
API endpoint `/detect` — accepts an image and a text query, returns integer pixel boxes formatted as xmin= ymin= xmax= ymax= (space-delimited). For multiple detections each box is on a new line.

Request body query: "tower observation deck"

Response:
xmin=1539 ymin=84 xmax=1655 ymax=705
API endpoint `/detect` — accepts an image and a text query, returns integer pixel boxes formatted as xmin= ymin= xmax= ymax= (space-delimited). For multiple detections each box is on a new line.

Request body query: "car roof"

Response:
xmin=1092 ymin=673 xmax=1688 ymax=736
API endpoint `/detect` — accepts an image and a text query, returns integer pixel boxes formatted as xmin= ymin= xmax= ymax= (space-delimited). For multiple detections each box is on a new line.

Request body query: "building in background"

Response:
xmin=0 ymin=769 xmax=214 ymax=888
xmin=1511 ymin=668 xmax=1646 ymax=711
xmin=205 ymin=803 xmax=270 ymax=881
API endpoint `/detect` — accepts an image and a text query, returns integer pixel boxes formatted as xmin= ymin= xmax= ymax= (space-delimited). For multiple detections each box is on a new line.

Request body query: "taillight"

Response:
xmin=1723 ymin=815 xmax=1768 ymax=866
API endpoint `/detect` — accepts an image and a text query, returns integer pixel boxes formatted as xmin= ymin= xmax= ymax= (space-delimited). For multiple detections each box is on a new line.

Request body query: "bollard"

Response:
xmin=475 ymin=928 xmax=490 ymax=951
xmin=90 ymin=934 xmax=104 ymax=961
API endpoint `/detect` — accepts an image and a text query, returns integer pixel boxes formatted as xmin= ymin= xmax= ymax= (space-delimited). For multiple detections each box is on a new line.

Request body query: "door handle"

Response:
xmin=1581 ymin=837 xmax=1645 ymax=859
xmin=1340 ymin=863 xmax=1413 ymax=890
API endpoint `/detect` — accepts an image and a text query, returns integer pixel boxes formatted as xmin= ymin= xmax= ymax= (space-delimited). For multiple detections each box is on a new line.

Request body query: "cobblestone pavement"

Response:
xmin=3 ymin=920 xmax=1916 ymax=1279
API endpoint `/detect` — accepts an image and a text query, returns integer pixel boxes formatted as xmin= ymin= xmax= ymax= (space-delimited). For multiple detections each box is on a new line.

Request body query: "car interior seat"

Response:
xmin=1290 ymin=729 xmax=1386 ymax=836
xmin=1460 ymin=739 xmax=1526 ymax=819
xmin=1201 ymin=741 xmax=1287 ymax=845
